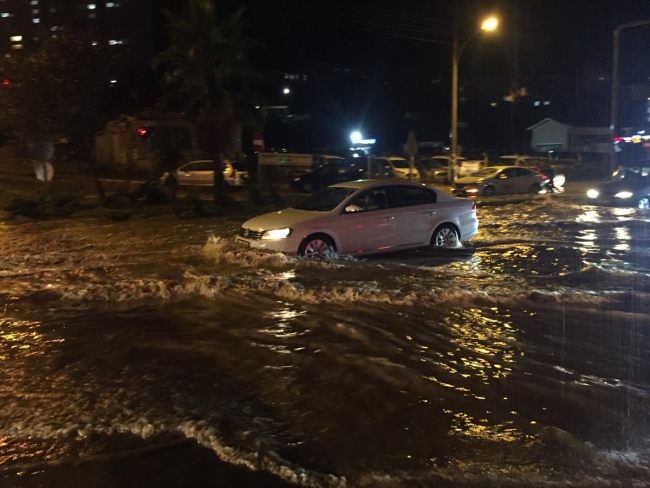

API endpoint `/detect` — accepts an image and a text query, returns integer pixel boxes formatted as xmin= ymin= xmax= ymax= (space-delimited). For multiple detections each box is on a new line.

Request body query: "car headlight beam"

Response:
xmin=614 ymin=191 xmax=633 ymax=199
xmin=261 ymin=228 xmax=292 ymax=240
xmin=587 ymin=189 xmax=599 ymax=198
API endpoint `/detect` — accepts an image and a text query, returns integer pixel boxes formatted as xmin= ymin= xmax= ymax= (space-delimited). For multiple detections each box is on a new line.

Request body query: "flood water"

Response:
xmin=1 ymin=197 xmax=650 ymax=487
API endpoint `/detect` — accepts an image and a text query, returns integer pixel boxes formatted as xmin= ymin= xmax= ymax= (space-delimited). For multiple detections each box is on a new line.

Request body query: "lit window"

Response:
xmin=32 ymin=9 xmax=39 ymax=14
xmin=91 ymin=41 xmax=98 ymax=46
xmin=52 ymin=34 xmax=57 ymax=38
xmin=543 ymin=101 xmax=551 ymax=106
xmin=106 ymin=2 xmax=115 ymax=6
xmin=11 ymin=44 xmax=23 ymax=50
xmin=30 ymin=0 xmax=38 ymax=4
xmin=32 ymin=18 xmax=40 ymax=23
xmin=108 ymin=39 xmax=118 ymax=45
xmin=534 ymin=101 xmax=540 ymax=107
xmin=50 ymin=26 xmax=57 ymax=31
xmin=87 ymin=3 xmax=96 ymax=9
xmin=110 ymin=79 xmax=117 ymax=84
xmin=1 ymin=13 xmax=10 ymax=18
xmin=10 ymin=35 xmax=22 ymax=42
xmin=89 ymin=13 xmax=96 ymax=18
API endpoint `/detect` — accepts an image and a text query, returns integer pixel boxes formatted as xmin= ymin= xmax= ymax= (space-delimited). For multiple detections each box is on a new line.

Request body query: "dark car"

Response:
xmin=290 ymin=163 xmax=365 ymax=192
xmin=586 ymin=167 xmax=650 ymax=209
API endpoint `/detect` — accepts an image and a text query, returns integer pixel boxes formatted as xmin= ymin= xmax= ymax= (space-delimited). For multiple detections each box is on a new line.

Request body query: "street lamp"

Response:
xmin=611 ymin=19 xmax=650 ymax=169
xmin=283 ymin=87 xmax=291 ymax=95
xmin=449 ymin=15 xmax=498 ymax=183
xmin=350 ymin=131 xmax=362 ymax=144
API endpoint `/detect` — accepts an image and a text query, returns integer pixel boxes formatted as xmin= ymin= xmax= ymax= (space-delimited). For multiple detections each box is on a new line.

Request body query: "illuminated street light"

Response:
xmin=449 ymin=13 xmax=499 ymax=182
xmin=481 ymin=17 xmax=498 ymax=32
xmin=283 ymin=87 xmax=290 ymax=94
xmin=350 ymin=131 xmax=362 ymax=144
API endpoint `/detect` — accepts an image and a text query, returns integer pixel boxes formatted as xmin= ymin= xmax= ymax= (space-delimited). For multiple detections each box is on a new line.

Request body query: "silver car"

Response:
xmin=453 ymin=166 xmax=544 ymax=197
xmin=160 ymin=160 xmax=248 ymax=188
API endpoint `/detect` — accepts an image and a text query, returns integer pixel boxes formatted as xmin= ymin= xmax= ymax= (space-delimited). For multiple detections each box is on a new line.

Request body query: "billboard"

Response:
xmin=259 ymin=153 xmax=312 ymax=166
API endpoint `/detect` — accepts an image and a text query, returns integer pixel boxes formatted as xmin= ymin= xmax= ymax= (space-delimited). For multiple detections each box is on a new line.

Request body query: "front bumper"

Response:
xmin=235 ymin=235 xmax=300 ymax=254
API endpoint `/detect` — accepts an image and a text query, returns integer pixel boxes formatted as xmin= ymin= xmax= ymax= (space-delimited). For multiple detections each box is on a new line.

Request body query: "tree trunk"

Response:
xmin=213 ymin=152 xmax=229 ymax=206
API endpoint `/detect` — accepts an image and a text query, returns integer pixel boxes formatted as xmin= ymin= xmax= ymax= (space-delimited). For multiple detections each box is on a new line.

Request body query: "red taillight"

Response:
xmin=471 ymin=203 xmax=476 ymax=212
xmin=541 ymin=175 xmax=549 ymax=180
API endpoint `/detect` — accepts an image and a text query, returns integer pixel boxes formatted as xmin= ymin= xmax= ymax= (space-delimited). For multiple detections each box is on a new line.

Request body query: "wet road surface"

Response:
xmin=1 ymin=196 xmax=649 ymax=487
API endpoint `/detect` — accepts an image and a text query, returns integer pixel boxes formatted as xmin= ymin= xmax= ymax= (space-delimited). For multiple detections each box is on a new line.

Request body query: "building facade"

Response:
xmin=0 ymin=0 xmax=153 ymax=64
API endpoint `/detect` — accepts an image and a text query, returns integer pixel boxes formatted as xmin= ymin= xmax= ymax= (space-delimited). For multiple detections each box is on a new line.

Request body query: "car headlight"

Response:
xmin=261 ymin=228 xmax=292 ymax=240
xmin=466 ymin=187 xmax=479 ymax=194
xmin=587 ymin=189 xmax=599 ymax=198
xmin=615 ymin=191 xmax=633 ymax=199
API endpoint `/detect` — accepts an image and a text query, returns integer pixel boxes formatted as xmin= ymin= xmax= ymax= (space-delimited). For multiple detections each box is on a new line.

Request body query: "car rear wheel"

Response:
xmin=431 ymin=225 xmax=460 ymax=248
xmin=638 ymin=197 xmax=650 ymax=210
xmin=298 ymin=234 xmax=336 ymax=259
xmin=528 ymin=183 xmax=541 ymax=194
xmin=483 ymin=185 xmax=496 ymax=196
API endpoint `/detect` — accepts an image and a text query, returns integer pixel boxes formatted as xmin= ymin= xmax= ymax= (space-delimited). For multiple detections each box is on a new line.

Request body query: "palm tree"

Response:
xmin=156 ymin=0 xmax=259 ymax=205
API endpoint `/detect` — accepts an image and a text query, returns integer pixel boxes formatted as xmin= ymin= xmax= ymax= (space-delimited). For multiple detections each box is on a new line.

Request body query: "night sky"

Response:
xmin=154 ymin=0 xmax=650 ymax=153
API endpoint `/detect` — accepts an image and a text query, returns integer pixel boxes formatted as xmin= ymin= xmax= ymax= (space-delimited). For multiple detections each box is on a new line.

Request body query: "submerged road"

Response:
xmin=1 ymin=195 xmax=649 ymax=487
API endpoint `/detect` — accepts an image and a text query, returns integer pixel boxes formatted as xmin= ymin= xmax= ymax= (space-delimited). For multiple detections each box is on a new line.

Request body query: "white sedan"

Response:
xmin=237 ymin=180 xmax=478 ymax=258
xmin=160 ymin=160 xmax=248 ymax=188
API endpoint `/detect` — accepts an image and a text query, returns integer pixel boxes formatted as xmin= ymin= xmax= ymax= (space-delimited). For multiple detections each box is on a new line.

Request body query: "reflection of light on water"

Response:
xmin=577 ymin=229 xmax=597 ymax=253
xmin=259 ymin=307 xmax=306 ymax=339
xmin=613 ymin=208 xmax=635 ymax=219
xmin=576 ymin=210 xmax=601 ymax=224
xmin=613 ymin=226 xmax=631 ymax=251
xmin=0 ymin=320 xmax=46 ymax=360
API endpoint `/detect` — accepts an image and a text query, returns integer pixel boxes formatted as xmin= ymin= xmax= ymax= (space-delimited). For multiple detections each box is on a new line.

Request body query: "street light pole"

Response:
xmin=610 ymin=19 xmax=650 ymax=170
xmin=449 ymin=15 xmax=498 ymax=183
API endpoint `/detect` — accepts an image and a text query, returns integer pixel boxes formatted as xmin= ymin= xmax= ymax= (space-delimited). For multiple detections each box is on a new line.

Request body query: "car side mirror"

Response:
xmin=344 ymin=204 xmax=362 ymax=213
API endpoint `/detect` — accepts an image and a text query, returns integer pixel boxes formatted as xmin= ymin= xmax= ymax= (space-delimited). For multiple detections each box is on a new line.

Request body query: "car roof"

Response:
xmin=330 ymin=179 xmax=434 ymax=190
xmin=374 ymin=156 xmax=406 ymax=160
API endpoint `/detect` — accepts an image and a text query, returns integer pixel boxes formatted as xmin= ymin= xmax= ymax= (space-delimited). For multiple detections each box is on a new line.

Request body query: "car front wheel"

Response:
xmin=431 ymin=225 xmax=460 ymax=248
xmin=638 ymin=196 xmax=650 ymax=210
xmin=298 ymin=234 xmax=336 ymax=259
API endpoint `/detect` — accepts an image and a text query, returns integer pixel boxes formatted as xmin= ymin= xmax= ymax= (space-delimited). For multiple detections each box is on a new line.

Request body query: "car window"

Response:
xmin=390 ymin=159 xmax=410 ymax=169
xmin=388 ymin=186 xmax=437 ymax=208
xmin=186 ymin=161 xmax=214 ymax=171
xmin=346 ymin=188 xmax=389 ymax=212
xmin=502 ymin=168 xmax=518 ymax=178
xmin=515 ymin=167 xmax=532 ymax=177
xmin=293 ymin=187 xmax=357 ymax=211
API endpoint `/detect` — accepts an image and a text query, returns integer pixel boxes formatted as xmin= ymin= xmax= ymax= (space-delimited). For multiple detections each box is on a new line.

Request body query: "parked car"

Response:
xmin=586 ymin=166 xmax=650 ymax=209
xmin=290 ymin=162 xmax=365 ymax=192
xmin=237 ymin=180 xmax=478 ymax=257
xmin=417 ymin=157 xmax=449 ymax=183
xmin=289 ymin=155 xmax=345 ymax=180
xmin=372 ymin=156 xmax=420 ymax=181
xmin=160 ymin=160 xmax=248 ymax=188
xmin=453 ymin=166 xmax=545 ymax=196
xmin=496 ymin=155 xmax=566 ymax=188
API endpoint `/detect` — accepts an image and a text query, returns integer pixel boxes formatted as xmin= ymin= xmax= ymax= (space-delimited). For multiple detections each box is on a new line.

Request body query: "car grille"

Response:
xmin=238 ymin=227 xmax=264 ymax=240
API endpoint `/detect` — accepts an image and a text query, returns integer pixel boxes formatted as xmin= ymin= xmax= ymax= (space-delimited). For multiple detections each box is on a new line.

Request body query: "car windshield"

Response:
xmin=470 ymin=168 xmax=499 ymax=177
xmin=389 ymin=159 xmax=409 ymax=169
xmin=292 ymin=187 xmax=357 ymax=211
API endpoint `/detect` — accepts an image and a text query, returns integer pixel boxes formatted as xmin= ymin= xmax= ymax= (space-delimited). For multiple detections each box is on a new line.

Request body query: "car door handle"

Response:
xmin=383 ymin=216 xmax=395 ymax=221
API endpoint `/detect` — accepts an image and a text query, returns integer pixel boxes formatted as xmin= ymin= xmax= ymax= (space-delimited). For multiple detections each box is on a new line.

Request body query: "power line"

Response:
xmin=247 ymin=0 xmax=452 ymax=46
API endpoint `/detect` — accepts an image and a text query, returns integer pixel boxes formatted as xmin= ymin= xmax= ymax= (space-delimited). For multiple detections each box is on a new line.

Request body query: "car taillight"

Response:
xmin=471 ymin=203 xmax=477 ymax=212
xmin=541 ymin=175 xmax=549 ymax=180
